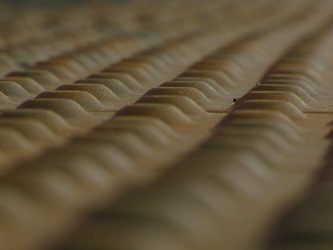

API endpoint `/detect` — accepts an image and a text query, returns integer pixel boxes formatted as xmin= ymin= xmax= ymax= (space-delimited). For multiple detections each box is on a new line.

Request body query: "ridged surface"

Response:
xmin=0 ymin=1 xmax=333 ymax=250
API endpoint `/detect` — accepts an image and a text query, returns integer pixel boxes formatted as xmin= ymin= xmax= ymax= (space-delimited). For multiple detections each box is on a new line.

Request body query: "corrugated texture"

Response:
xmin=0 ymin=1 xmax=332 ymax=250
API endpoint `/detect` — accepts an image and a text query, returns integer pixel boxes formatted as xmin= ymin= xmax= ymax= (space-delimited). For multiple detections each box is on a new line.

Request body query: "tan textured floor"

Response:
xmin=0 ymin=0 xmax=333 ymax=249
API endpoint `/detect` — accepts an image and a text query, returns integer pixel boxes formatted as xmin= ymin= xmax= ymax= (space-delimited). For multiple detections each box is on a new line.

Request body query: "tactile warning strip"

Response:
xmin=0 ymin=1 xmax=333 ymax=250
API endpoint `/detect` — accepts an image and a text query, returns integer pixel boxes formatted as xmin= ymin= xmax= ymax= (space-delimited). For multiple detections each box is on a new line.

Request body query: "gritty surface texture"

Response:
xmin=0 ymin=1 xmax=332 ymax=250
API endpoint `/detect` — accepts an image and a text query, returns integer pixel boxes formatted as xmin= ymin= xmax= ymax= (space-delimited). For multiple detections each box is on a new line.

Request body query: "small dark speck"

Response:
xmin=233 ymin=98 xmax=237 ymax=102
xmin=19 ymin=61 xmax=30 ymax=69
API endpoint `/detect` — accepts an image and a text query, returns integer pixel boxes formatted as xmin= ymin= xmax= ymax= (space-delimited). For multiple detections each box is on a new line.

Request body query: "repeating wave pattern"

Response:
xmin=0 ymin=1 xmax=332 ymax=250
